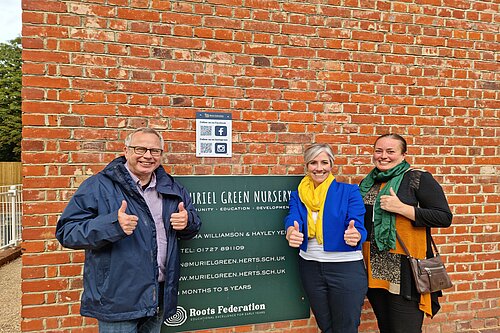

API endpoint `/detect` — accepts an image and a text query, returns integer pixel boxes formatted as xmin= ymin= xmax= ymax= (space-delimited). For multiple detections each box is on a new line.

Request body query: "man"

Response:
xmin=56 ymin=127 xmax=201 ymax=333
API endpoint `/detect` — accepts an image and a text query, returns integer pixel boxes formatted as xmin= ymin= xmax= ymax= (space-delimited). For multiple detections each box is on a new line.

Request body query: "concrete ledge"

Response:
xmin=0 ymin=246 xmax=21 ymax=267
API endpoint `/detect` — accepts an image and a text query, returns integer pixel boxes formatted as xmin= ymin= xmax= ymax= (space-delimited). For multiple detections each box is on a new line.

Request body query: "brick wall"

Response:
xmin=21 ymin=0 xmax=499 ymax=332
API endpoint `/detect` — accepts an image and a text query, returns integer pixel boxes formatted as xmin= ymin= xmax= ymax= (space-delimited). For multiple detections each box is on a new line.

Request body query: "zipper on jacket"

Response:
xmin=153 ymin=285 xmax=158 ymax=314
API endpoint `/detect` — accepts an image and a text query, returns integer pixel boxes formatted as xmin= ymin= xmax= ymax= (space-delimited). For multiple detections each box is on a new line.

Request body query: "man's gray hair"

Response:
xmin=304 ymin=143 xmax=334 ymax=167
xmin=124 ymin=127 xmax=165 ymax=147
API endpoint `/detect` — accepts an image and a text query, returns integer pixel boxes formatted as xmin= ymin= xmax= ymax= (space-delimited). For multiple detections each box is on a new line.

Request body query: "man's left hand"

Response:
xmin=170 ymin=202 xmax=188 ymax=230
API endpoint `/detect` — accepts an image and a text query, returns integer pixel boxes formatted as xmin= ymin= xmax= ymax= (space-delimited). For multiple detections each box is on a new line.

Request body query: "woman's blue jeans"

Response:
xmin=299 ymin=257 xmax=368 ymax=333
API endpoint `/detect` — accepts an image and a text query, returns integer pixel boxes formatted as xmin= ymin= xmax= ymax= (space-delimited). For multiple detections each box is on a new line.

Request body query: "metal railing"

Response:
xmin=0 ymin=184 xmax=22 ymax=250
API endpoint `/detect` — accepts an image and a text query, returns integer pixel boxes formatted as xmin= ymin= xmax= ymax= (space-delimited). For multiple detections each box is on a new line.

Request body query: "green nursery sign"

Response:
xmin=162 ymin=176 xmax=309 ymax=332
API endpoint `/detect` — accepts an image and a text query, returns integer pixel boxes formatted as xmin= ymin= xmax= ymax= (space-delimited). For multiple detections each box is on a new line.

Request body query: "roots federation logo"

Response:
xmin=165 ymin=306 xmax=187 ymax=327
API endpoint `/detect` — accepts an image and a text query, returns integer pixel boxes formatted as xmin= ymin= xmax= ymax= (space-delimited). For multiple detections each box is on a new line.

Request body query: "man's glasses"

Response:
xmin=127 ymin=146 xmax=163 ymax=156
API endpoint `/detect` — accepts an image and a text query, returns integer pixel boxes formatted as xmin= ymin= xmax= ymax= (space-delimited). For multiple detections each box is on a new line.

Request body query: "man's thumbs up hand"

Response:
xmin=118 ymin=200 xmax=139 ymax=235
xmin=171 ymin=202 xmax=188 ymax=231
xmin=118 ymin=200 xmax=127 ymax=214
xmin=286 ymin=221 xmax=304 ymax=248
xmin=344 ymin=220 xmax=361 ymax=246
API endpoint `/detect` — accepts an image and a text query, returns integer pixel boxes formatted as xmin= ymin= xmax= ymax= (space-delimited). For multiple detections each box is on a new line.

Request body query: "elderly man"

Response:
xmin=56 ymin=127 xmax=201 ymax=333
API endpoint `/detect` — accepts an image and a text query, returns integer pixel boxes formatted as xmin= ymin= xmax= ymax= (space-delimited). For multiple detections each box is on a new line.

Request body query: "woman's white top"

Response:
xmin=299 ymin=211 xmax=363 ymax=262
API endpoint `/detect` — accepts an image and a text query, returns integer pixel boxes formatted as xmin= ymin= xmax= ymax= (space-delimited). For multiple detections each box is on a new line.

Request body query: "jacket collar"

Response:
xmin=103 ymin=156 xmax=178 ymax=196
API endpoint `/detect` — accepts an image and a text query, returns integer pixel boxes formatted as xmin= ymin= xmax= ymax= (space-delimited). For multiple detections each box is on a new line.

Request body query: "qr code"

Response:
xmin=200 ymin=126 xmax=212 ymax=136
xmin=200 ymin=143 xmax=212 ymax=154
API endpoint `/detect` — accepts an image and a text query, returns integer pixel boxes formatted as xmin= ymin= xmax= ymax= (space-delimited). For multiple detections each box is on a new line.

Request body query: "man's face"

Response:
xmin=124 ymin=132 xmax=163 ymax=182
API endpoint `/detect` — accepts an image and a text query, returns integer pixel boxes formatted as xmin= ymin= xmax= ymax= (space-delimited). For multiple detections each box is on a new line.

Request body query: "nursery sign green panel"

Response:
xmin=162 ymin=176 xmax=309 ymax=332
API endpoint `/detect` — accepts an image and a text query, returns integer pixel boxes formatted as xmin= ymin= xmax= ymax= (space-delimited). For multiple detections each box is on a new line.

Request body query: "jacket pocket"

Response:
xmin=92 ymin=248 xmax=112 ymax=304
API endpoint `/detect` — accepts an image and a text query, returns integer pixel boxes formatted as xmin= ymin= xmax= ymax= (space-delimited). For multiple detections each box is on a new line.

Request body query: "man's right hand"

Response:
xmin=286 ymin=221 xmax=304 ymax=248
xmin=118 ymin=200 xmax=138 ymax=235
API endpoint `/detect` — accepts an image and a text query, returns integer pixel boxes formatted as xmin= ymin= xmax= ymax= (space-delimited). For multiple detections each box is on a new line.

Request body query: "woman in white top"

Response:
xmin=285 ymin=143 xmax=368 ymax=333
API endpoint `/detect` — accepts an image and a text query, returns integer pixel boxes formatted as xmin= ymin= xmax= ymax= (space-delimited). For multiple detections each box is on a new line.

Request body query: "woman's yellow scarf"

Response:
xmin=297 ymin=173 xmax=335 ymax=244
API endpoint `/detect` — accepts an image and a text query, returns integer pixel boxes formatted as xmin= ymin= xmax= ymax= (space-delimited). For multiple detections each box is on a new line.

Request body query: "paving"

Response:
xmin=0 ymin=250 xmax=21 ymax=332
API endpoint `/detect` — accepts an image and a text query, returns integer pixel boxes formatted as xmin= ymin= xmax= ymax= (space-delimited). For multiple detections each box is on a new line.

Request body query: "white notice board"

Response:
xmin=195 ymin=112 xmax=232 ymax=157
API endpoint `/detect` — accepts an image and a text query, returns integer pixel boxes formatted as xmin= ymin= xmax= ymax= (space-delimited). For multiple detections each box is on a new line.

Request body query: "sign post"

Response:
xmin=163 ymin=176 xmax=309 ymax=332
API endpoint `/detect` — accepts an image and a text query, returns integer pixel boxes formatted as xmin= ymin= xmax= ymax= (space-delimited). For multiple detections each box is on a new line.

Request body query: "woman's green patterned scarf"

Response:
xmin=359 ymin=160 xmax=411 ymax=251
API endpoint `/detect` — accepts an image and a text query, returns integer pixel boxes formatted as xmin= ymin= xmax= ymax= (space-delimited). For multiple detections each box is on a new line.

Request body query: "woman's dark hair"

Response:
xmin=374 ymin=133 xmax=407 ymax=153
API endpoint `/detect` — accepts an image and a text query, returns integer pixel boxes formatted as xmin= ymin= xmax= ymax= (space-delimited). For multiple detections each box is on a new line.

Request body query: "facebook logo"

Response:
xmin=215 ymin=126 xmax=227 ymax=136
xmin=215 ymin=143 xmax=227 ymax=154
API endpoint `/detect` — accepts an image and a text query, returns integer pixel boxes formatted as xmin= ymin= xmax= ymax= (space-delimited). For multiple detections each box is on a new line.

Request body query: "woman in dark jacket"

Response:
xmin=359 ymin=133 xmax=452 ymax=333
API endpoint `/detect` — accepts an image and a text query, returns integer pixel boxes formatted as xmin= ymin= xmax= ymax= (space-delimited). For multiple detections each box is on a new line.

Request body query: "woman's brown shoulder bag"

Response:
xmin=396 ymin=231 xmax=453 ymax=294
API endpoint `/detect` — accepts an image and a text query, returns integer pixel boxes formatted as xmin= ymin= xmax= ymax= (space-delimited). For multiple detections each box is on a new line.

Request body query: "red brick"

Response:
xmin=22 ymin=277 xmax=69 ymax=293
xmin=21 ymin=318 xmax=44 ymax=332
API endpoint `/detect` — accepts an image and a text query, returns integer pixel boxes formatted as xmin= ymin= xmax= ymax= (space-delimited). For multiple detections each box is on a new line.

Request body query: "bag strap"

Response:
xmin=396 ymin=230 xmax=440 ymax=258
xmin=395 ymin=231 xmax=411 ymax=257
xmin=429 ymin=234 xmax=439 ymax=254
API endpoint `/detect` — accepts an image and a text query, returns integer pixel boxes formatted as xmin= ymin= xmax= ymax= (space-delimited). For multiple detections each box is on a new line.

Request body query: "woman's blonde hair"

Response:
xmin=304 ymin=143 xmax=334 ymax=167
